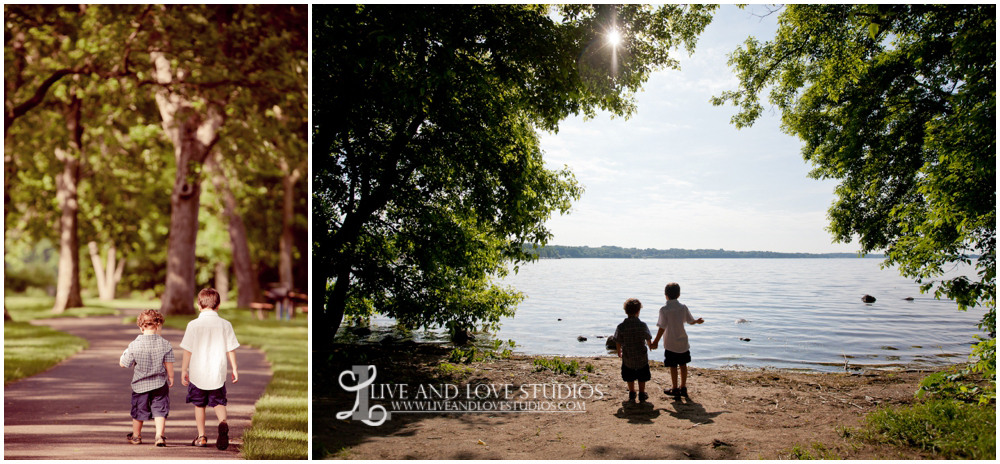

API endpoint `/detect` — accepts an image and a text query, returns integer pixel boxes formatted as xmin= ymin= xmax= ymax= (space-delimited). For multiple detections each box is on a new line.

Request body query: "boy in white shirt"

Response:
xmin=651 ymin=282 xmax=703 ymax=398
xmin=180 ymin=287 xmax=240 ymax=450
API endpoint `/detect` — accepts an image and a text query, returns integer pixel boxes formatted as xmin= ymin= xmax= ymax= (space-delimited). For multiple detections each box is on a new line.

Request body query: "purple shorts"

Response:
xmin=131 ymin=382 xmax=170 ymax=420
xmin=185 ymin=383 xmax=227 ymax=408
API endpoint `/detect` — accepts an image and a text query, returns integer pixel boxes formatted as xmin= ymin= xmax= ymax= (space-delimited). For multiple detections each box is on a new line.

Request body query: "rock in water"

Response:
xmin=862 ymin=294 xmax=876 ymax=303
xmin=605 ymin=335 xmax=617 ymax=349
xmin=739 ymin=337 xmax=751 ymax=342
xmin=734 ymin=318 xmax=750 ymax=324
xmin=577 ymin=335 xmax=588 ymax=342
xmin=903 ymin=297 xmax=914 ymax=301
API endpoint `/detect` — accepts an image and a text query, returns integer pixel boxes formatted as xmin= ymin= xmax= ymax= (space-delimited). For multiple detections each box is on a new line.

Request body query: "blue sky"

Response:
xmin=539 ymin=5 xmax=862 ymax=254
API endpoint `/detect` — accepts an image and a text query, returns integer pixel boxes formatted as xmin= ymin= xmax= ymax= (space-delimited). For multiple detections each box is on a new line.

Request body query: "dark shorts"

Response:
xmin=663 ymin=349 xmax=692 ymax=367
xmin=621 ymin=364 xmax=652 ymax=382
xmin=131 ymin=382 xmax=170 ymax=420
xmin=186 ymin=383 xmax=228 ymax=408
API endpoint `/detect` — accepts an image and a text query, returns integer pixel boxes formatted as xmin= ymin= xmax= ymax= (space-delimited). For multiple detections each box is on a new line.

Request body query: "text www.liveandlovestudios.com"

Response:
xmin=337 ymin=365 xmax=608 ymax=426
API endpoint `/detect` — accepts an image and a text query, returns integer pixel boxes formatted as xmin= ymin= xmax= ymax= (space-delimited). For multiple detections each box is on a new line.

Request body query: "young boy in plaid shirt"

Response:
xmin=614 ymin=298 xmax=653 ymax=402
xmin=120 ymin=309 xmax=175 ymax=447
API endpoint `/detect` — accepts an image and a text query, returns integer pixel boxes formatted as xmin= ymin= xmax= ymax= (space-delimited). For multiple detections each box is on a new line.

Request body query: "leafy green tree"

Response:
xmin=144 ymin=5 xmax=307 ymax=314
xmin=4 ymin=5 xmax=307 ymax=314
xmin=313 ymin=4 xmax=717 ymax=335
xmin=712 ymin=5 xmax=995 ymax=373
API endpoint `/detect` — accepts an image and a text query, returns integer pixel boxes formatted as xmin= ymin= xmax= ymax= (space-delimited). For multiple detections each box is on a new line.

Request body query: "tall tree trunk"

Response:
xmin=279 ymin=158 xmax=304 ymax=290
xmin=52 ymin=97 xmax=84 ymax=313
xmin=206 ymin=154 xmax=258 ymax=308
xmin=151 ymin=52 xmax=224 ymax=315
xmin=215 ymin=261 xmax=230 ymax=304
xmin=88 ymin=241 xmax=125 ymax=301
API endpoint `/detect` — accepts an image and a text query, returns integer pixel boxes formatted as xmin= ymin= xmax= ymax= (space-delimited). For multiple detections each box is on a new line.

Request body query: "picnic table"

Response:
xmin=249 ymin=287 xmax=308 ymax=320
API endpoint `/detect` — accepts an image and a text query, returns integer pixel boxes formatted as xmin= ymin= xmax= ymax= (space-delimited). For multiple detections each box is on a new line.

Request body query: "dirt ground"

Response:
xmin=314 ymin=343 xmax=937 ymax=460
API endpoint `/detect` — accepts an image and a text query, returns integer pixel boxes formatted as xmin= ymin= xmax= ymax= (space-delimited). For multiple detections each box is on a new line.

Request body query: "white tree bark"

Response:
xmin=88 ymin=241 xmax=125 ymax=301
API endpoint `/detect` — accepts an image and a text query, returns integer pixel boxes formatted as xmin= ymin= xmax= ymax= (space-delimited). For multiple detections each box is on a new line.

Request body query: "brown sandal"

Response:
xmin=155 ymin=435 xmax=167 ymax=447
xmin=126 ymin=433 xmax=142 ymax=445
xmin=191 ymin=435 xmax=207 ymax=447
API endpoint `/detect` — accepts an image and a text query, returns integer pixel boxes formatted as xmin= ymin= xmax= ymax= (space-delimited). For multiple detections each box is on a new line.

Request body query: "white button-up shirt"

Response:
xmin=180 ymin=310 xmax=240 ymax=390
xmin=656 ymin=299 xmax=697 ymax=353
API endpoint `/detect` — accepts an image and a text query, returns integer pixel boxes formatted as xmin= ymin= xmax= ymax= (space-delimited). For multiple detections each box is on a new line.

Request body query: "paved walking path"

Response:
xmin=4 ymin=311 xmax=272 ymax=460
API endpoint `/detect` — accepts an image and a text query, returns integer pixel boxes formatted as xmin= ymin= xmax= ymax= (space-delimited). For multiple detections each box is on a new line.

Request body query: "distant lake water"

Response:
xmin=352 ymin=258 xmax=984 ymax=372
xmin=493 ymin=258 xmax=983 ymax=372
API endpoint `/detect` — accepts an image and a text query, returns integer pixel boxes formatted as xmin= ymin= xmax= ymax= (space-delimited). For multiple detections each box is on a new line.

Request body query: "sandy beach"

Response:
xmin=314 ymin=343 xmax=936 ymax=459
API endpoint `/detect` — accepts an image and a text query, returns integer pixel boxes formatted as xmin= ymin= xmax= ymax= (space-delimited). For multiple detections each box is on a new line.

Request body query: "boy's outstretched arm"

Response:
xmin=651 ymin=327 xmax=665 ymax=350
xmin=181 ymin=350 xmax=191 ymax=386
xmin=228 ymin=350 xmax=239 ymax=383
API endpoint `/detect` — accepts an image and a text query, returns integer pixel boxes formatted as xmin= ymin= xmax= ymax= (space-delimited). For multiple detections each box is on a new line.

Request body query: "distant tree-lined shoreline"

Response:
xmin=524 ymin=244 xmax=881 ymax=259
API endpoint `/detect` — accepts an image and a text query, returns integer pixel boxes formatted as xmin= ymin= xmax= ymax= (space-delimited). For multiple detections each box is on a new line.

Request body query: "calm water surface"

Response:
xmin=358 ymin=259 xmax=984 ymax=372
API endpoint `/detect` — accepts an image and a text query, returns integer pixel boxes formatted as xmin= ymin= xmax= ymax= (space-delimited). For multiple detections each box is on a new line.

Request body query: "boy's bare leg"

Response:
xmin=132 ymin=419 xmax=143 ymax=438
xmin=637 ymin=381 xmax=646 ymax=393
xmin=679 ymin=364 xmax=688 ymax=388
xmin=669 ymin=366 xmax=679 ymax=390
xmin=154 ymin=417 xmax=166 ymax=438
xmin=195 ymin=406 xmax=207 ymax=437
xmin=214 ymin=404 xmax=228 ymax=422
xmin=626 ymin=380 xmax=636 ymax=392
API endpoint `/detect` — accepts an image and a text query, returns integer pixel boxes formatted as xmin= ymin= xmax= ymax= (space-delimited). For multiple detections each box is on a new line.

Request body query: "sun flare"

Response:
xmin=607 ymin=29 xmax=621 ymax=47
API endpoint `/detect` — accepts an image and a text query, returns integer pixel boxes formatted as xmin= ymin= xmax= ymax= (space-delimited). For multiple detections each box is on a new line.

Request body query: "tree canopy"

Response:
xmin=712 ymin=4 xmax=995 ymax=375
xmin=313 ymin=4 xmax=717 ymax=335
xmin=4 ymin=5 xmax=308 ymax=313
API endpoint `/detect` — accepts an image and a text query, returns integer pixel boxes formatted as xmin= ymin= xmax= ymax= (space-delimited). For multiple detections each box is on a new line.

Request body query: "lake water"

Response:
xmin=356 ymin=258 xmax=985 ymax=372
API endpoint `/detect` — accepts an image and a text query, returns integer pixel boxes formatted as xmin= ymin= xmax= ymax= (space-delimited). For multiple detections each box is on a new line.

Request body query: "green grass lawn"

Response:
xmin=4 ymin=321 xmax=89 ymax=384
xmin=4 ymin=296 xmax=118 ymax=384
xmin=164 ymin=306 xmax=308 ymax=460
xmin=5 ymin=296 xmax=122 ymax=321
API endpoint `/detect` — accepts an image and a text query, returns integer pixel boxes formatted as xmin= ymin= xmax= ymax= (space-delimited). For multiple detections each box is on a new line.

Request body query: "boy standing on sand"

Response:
xmin=120 ymin=309 xmax=174 ymax=447
xmin=651 ymin=282 xmax=704 ymax=398
xmin=614 ymin=298 xmax=654 ymax=402
xmin=180 ymin=288 xmax=240 ymax=450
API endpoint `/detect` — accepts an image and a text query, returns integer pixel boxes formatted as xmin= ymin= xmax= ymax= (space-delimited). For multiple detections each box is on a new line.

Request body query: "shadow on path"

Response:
xmin=4 ymin=313 xmax=271 ymax=460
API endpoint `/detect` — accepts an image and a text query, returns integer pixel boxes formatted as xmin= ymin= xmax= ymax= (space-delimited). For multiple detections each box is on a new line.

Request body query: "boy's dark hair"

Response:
xmin=664 ymin=282 xmax=681 ymax=300
xmin=137 ymin=309 xmax=165 ymax=329
xmin=198 ymin=287 xmax=221 ymax=310
xmin=623 ymin=298 xmax=642 ymax=315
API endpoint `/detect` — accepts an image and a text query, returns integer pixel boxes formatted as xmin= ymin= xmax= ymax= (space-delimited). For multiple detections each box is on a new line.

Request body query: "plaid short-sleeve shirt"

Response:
xmin=614 ymin=316 xmax=652 ymax=370
xmin=120 ymin=334 xmax=175 ymax=393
